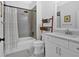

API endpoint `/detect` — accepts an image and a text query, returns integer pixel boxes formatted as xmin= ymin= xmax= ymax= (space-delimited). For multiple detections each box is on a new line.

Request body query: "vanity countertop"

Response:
xmin=42 ymin=32 xmax=79 ymax=42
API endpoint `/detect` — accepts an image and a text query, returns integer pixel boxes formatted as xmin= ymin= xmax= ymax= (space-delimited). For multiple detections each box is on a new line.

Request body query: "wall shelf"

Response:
xmin=40 ymin=16 xmax=53 ymax=33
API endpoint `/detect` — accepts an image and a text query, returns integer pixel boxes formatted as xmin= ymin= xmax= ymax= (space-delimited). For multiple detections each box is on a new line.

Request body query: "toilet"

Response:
xmin=32 ymin=40 xmax=44 ymax=57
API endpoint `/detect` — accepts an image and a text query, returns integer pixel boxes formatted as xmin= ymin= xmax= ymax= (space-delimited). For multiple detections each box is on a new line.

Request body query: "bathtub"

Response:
xmin=5 ymin=37 xmax=36 ymax=57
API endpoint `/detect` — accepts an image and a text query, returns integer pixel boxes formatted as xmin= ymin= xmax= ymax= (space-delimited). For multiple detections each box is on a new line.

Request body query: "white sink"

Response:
xmin=53 ymin=32 xmax=79 ymax=38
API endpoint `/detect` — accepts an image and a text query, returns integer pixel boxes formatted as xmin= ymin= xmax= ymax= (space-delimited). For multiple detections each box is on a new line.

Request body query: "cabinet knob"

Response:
xmin=56 ymin=47 xmax=58 ymax=54
xmin=59 ymin=48 xmax=61 ymax=56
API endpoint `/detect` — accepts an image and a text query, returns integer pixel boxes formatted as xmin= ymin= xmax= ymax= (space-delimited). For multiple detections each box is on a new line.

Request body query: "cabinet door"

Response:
xmin=45 ymin=40 xmax=59 ymax=57
xmin=60 ymin=47 xmax=79 ymax=57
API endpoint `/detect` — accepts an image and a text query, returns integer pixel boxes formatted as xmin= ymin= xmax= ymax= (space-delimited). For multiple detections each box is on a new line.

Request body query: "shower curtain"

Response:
xmin=5 ymin=6 xmax=18 ymax=54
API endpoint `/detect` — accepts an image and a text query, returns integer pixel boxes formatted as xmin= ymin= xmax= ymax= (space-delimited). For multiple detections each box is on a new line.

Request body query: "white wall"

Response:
xmin=36 ymin=1 xmax=56 ymax=39
xmin=41 ymin=1 xmax=57 ymax=32
xmin=36 ymin=2 xmax=42 ymax=39
xmin=41 ymin=1 xmax=56 ymax=18
xmin=57 ymin=1 xmax=79 ymax=29
xmin=29 ymin=1 xmax=37 ymax=9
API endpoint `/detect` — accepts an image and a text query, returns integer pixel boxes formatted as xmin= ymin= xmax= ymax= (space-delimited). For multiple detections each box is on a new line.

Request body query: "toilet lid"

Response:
xmin=33 ymin=40 xmax=44 ymax=44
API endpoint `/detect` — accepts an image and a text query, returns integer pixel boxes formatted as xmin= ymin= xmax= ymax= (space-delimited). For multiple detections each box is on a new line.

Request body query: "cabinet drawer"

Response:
xmin=46 ymin=36 xmax=68 ymax=48
xmin=69 ymin=41 xmax=79 ymax=54
xmin=61 ymin=47 xmax=79 ymax=57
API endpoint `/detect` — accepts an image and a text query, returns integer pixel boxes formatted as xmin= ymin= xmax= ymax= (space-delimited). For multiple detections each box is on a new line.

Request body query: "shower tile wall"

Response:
xmin=17 ymin=9 xmax=31 ymax=37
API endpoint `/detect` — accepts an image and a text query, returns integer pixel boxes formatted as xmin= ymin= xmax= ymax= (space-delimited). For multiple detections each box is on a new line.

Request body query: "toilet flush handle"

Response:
xmin=0 ymin=38 xmax=4 ymax=42
xmin=1 ymin=21 xmax=5 ymax=24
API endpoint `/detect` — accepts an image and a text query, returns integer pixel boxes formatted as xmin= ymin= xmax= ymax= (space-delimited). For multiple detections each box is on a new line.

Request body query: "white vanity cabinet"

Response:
xmin=59 ymin=46 xmax=79 ymax=57
xmin=42 ymin=33 xmax=79 ymax=57
xmin=45 ymin=39 xmax=59 ymax=57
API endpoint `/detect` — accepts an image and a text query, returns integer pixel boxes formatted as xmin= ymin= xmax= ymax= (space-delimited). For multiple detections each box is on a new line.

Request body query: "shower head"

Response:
xmin=24 ymin=11 xmax=28 ymax=13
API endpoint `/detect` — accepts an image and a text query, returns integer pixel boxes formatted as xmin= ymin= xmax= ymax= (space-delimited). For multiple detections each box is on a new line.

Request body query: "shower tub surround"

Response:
xmin=5 ymin=37 xmax=35 ymax=57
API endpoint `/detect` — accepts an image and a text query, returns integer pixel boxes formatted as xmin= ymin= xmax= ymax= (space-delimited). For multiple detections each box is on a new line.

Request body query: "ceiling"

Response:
xmin=5 ymin=1 xmax=36 ymax=9
xmin=57 ymin=1 xmax=70 ymax=7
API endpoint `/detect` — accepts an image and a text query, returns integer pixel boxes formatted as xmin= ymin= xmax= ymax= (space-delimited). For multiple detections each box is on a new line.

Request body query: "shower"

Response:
xmin=4 ymin=4 xmax=37 ymax=56
xmin=17 ymin=9 xmax=31 ymax=38
xmin=17 ymin=6 xmax=36 ymax=39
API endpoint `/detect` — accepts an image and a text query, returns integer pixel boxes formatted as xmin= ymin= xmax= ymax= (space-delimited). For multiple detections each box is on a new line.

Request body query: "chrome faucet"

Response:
xmin=65 ymin=29 xmax=73 ymax=35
